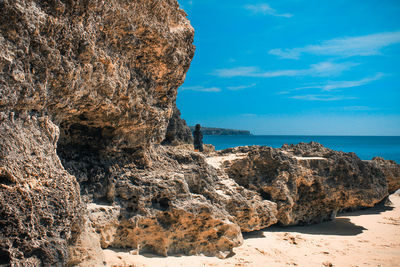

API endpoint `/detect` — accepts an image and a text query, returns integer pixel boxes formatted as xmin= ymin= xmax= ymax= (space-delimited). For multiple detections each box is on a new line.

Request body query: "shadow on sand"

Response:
xmin=244 ymin=218 xmax=367 ymax=239
xmin=275 ymin=218 xmax=366 ymax=235
xmin=106 ymin=247 xmax=168 ymax=259
xmin=243 ymin=199 xmax=396 ymax=240
xmin=340 ymin=203 xmax=394 ymax=217
xmin=106 ymin=248 xmax=199 ymax=259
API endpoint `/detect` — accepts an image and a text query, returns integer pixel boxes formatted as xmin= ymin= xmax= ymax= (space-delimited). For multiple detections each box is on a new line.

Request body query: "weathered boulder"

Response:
xmin=1 ymin=0 xmax=195 ymax=264
xmin=59 ymin=144 xmax=278 ymax=258
xmin=219 ymin=143 xmax=390 ymax=226
xmin=0 ymin=114 xmax=83 ymax=266
xmin=1 ymin=0 xmax=195 ymax=151
xmin=2 ymin=0 xmax=399 ymax=264
xmin=370 ymin=157 xmax=400 ymax=194
xmin=162 ymin=104 xmax=194 ymax=145
xmin=67 ymin=215 xmax=105 ymax=267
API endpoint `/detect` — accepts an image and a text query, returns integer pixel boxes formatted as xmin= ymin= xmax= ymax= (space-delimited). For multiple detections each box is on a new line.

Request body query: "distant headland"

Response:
xmin=189 ymin=126 xmax=252 ymax=136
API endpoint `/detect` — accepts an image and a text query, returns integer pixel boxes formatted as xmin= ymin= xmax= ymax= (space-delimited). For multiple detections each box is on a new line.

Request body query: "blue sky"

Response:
xmin=177 ymin=0 xmax=400 ymax=135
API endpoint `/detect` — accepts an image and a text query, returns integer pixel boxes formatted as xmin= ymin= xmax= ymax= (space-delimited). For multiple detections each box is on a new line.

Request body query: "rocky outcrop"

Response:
xmin=59 ymin=144 xmax=278 ymax=259
xmin=2 ymin=0 xmax=400 ymax=265
xmin=162 ymin=104 xmax=193 ymax=145
xmin=1 ymin=0 xmax=195 ymax=151
xmin=1 ymin=0 xmax=195 ymax=265
xmin=219 ymin=143 xmax=390 ymax=226
xmin=371 ymin=157 xmax=400 ymax=194
xmin=0 ymin=0 xmax=279 ymax=258
xmin=0 ymin=114 xmax=83 ymax=266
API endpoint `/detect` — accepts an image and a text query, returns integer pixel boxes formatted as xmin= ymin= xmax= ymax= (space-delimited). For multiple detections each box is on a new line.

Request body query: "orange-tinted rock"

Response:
xmin=0 ymin=0 xmax=194 ymax=264
xmin=220 ymin=143 xmax=391 ymax=226
xmin=371 ymin=157 xmax=400 ymax=194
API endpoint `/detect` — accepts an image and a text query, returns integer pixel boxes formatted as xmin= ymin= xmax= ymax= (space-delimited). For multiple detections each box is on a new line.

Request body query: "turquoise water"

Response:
xmin=203 ymin=135 xmax=400 ymax=163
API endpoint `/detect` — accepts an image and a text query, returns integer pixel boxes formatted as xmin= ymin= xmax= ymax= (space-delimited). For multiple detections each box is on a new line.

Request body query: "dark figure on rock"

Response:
xmin=193 ymin=124 xmax=203 ymax=152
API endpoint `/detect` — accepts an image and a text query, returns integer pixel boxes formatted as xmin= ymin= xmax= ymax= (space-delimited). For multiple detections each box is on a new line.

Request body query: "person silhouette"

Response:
xmin=193 ymin=124 xmax=203 ymax=152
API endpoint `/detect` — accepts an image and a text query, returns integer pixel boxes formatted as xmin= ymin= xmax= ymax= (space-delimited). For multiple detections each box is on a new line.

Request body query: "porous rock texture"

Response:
xmin=0 ymin=114 xmax=83 ymax=266
xmin=0 ymin=0 xmax=279 ymax=265
xmin=370 ymin=157 xmax=400 ymax=194
xmin=0 ymin=0 xmax=194 ymax=265
xmin=1 ymin=0 xmax=195 ymax=150
xmin=219 ymin=142 xmax=393 ymax=226
xmin=59 ymin=144 xmax=278 ymax=262
xmin=162 ymin=104 xmax=193 ymax=145
xmin=2 ymin=0 xmax=400 ymax=265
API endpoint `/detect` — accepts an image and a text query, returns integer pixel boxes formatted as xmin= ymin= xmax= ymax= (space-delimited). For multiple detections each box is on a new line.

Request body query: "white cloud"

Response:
xmin=213 ymin=61 xmax=357 ymax=78
xmin=342 ymin=106 xmax=373 ymax=111
xmin=307 ymin=61 xmax=359 ymax=77
xmin=276 ymin=91 xmax=291 ymax=95
xmin=245 ymin=4 xmax=293 ymax=18
xmin=269 ymin=48 xmax=299 ymax=59
xmin=241 ymin=113 xmax=258 ymax=117
xmin=213 ymin=67 xmax=259 ymax=78
xmin=180 ymin=86 xmax=221 ymax=92
xmin=290 ymin=95 xmax=357 ymax=101
xmin=295 ymin=73 xmax=384 ymax=91
xmin=269 ymin=31 xmax=400 ymax=59
xmin=227 ymin=83 xmax=257 ymax=90
xmin=279 ymin=73 xmax=383 ymax=101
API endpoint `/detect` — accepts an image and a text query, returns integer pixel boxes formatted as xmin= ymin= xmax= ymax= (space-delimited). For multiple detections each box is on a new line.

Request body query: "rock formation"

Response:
xmin=0 ymin=0 xmax=195 ymax=264
xmin=219 ymin=143 xmax=390 ymax=226
xmin=1 ymin=0 xmax=277 ymax=264
xmin=0 ymin=114 xmax=83 ymax=266
xmin=60 ymin=144 xmax=278 ymax=262
xmin=162 ymin=104 xmax=193 ymax=145
xmin=1 ymin=0 xmax=195 ymax=151
xmin=1 ymin=0 xmax=400 ymax=266
xmin=193 ymin=124 xmax=204 ymax=152
xmin=371 ymin=157 xmax=400 ymax=194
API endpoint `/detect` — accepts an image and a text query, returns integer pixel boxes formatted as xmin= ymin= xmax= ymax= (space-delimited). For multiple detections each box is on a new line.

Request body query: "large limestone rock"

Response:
xmin=59 ymin=145 xmax=278 ymax=259
xmin=0 ymin=114 xmax=82 ymax=266
xmin=2 ymin=0 xmax=399 ymax=265
xmin=162 ymin=104 xmax=193 ymax=145
xmin=1 ymin=0 xmax=195 ymax=264
xmin=1 ymin=0 xmax=195 ymax=150
xmin=219 ymin=143 xmax=391 ymax=226
xmin=1 ymin=1 xmax=277 ymax=261
xmin=370 ymin=157 xmax=400 ymax=194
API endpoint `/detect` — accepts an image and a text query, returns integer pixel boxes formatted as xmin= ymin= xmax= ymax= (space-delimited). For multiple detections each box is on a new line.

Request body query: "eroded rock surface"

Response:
xmin=1 ymin=0 xmax=195 ymax=150
xmin=219 ymin=143 xmax=391 ymax=226
xmin=0 ymin=114 xmax=82 ymax=266
xmin=371 ymin=157 xmax=400 ymax=194
xmin=162 ymin=104 xmax=193 ymax=145
xmin=2 ymin=0 xmax=400 ymax=265
xmin=1 ymin=0 xmax=195 ymax=264
xmin=59 ymin=145 xmax=278 ymax=258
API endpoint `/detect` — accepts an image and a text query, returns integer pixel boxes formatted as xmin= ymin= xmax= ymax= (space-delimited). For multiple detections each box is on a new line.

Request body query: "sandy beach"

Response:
xmin=104 ymin=193 xmax=400 ymax=267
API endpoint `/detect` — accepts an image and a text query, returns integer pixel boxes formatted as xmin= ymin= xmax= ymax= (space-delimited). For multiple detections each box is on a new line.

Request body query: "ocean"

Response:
xmin=203 ymin=135 xmax=400 ymax=163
